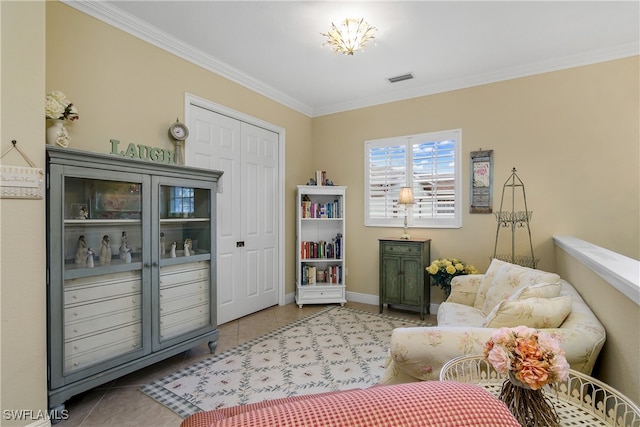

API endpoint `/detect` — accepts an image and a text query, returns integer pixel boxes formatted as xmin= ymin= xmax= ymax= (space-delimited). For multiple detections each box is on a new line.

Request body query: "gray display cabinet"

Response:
xmin=46 ymin=146 xmax=222 ymax=416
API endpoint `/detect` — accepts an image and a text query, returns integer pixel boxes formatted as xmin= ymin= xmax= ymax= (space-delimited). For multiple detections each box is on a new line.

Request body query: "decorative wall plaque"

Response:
xmin=470 ymin=149 xmax=493 ymax=213
xmin=0 ymin=141 xmax=44 ymax=199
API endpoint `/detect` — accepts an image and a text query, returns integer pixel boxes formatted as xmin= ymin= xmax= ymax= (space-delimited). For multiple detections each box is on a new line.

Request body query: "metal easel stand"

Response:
xmin=492 ymin=167 xmax=537 ymax=268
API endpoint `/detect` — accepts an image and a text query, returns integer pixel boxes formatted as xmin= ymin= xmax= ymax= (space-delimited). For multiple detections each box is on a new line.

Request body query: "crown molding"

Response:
xmin=63 ymin=0 xmax=314 ymax=117
xmin=313 ymin=41 xmax=639 ymax=117
xmin=62 ymin=1 xmax=638 ymax=118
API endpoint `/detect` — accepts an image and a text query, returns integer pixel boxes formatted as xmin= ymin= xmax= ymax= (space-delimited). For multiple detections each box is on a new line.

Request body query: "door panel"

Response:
xmin=188 ymin=106 xmax=279 ymax=324
xmin=401 ymin=258 xmax=421 ymax=306
xmin=240 ymin=122 xmax=278 ymax=314
xmin=382 ymin=257 xmax=401 ymax=304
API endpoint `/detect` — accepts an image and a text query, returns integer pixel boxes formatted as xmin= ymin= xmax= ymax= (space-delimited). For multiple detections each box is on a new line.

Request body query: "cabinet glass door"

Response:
xmin=61 ymin=177 xmax=145 ymax=376
xmin=157 ymin=184 xmax=213 ymax=344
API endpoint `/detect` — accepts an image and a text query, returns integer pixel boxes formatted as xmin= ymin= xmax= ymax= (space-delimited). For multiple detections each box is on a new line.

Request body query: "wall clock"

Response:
xmin=169 ymin=119 xmax=189 ymax=141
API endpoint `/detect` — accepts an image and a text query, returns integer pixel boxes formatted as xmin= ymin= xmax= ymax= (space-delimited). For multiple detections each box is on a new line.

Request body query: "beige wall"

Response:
xmin=0 ymin=1 xmax=48 ymax=426
xmin=1 ymin=1 xmax=638 ymax=422
xmin=45 ymin=2 xmax=314 ymax=297
xmin=555 ymin=248 xmax=639 ymax=403
xmin=313 ymin=57 xmax=639 ymax=303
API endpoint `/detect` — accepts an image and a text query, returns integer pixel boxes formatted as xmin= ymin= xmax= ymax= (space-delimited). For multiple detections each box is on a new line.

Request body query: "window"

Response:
xmin=170 ymin=186 xmax=194 ymax=216
xmin=365 ymin=129 xmax=462 ymax=228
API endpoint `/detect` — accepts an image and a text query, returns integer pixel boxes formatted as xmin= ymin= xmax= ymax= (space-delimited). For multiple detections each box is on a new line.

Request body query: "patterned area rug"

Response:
xmin=140 ymin=306 xmax=429 ymax=418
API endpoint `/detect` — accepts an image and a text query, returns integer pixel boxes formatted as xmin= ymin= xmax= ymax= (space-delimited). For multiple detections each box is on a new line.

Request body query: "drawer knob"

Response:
xmin=74 ymin=362 xmax=79 ymax=367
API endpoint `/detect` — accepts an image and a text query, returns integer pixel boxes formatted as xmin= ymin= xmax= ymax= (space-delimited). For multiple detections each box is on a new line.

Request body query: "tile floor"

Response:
xmin=59 ymin=301 xmax=435 ymax=426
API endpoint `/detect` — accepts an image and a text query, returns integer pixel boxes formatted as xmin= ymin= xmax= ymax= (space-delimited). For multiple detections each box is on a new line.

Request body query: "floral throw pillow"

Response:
xmin=483 ymin=295 xmax=573 ymax=328
xmin=508 ymin=282 xmax=562 ymax=300
xmin=481 ymin=263 xmax=560 ymax=315
xmin=473 ymin=258 xmax=509 ymax=310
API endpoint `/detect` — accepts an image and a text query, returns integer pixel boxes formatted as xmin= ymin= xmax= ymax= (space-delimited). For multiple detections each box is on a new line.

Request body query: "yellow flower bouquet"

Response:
xmin=426 ymin=258 xmax=478 ymax=299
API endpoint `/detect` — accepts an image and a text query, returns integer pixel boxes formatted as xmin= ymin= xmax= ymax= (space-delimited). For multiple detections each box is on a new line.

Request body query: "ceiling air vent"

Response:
xmin=387 ymin=73 xmax=415 ymax=83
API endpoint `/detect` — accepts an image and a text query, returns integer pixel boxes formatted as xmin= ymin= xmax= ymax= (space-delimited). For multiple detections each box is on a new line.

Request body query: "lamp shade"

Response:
xmin=398 ymin=187 xmax=415 ymax=205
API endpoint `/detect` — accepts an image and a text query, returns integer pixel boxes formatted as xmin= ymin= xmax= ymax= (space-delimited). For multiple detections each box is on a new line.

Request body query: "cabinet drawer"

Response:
xmin=380 ymin=242 xmax=422 ymax=255
xmin=160 ymin=304 xmax=210 ymax=340
xmin=298 ymin=286 xmax=344 ymax=300
xmin=160 ymin=279 xmax=208 ymax=302
xmin=65 ymin=293 xmax=140 ymax=323
xmin=161 ymin=291 xmax=209 ymax=314
xmin=64 ymin=322 xmax=142 ymax=373
xmin=65 ymin=304 xmax=141 ymax=339
xmin=160 ymin=261 xmax=209 ymax=289
xmin=65 ymin=271 xmax=141 ymax=305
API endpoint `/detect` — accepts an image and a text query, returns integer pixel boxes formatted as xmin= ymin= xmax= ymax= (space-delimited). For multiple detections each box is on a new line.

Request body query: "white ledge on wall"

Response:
xmin=553 ymin=235 xmax=640 ymax=306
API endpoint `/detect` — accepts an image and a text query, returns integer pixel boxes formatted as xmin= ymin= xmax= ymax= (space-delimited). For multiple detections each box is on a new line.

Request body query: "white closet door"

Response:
xmin=188 ymin=106 xmax=279 ymax=324
xmin=240 ymin=122 xmax=279 ymax=317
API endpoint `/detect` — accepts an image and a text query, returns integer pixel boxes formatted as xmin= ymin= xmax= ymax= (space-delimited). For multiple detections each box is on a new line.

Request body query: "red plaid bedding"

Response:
xmin=180 ymin=381 xmax=520 ymax=427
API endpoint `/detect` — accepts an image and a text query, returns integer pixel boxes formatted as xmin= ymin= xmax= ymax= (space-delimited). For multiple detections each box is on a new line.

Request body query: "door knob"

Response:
xmin=236 ymin=241 xmax=245 ymax=247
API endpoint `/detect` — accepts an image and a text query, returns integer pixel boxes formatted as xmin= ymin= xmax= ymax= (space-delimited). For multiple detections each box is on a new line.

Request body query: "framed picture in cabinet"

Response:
xmin=91 ymin=181 xmax=142 ymax=219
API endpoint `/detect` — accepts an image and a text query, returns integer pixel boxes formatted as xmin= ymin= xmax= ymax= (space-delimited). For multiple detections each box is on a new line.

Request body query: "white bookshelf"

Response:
xmin=296 ymin=185 xmax=346 ymax=307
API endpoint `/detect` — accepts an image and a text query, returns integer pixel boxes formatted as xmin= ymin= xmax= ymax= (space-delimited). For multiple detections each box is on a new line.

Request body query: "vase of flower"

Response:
xmin=426 ymin=258 xmax=479 ymax=299
xmin=499 ymin=373 xmax=560 ymax=427
xmin=45 ymin=90 xmax=79 ymax=147
xmin=484 ymin=327 xmax=568 ymax=427
xmin=47 ymin=119 xmax=70 ymax=147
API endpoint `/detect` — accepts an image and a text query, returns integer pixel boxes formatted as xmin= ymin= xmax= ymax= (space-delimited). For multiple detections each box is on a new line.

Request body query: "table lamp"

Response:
xmin=398 ymin=186 xmax=415 ymax=239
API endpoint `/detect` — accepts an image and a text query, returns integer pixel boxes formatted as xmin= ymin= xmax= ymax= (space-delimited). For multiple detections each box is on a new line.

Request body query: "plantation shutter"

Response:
xmin=366 ymin=141 xmax=407 ymax=225
xmin=412 ymin=138 xmax=456 ymax=219
xmin=365 ymin=129 xmax=461 ymax=228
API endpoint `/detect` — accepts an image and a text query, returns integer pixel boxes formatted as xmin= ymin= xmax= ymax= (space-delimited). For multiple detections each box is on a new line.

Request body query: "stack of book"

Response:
xmin=300 ymin=233 xmax=342 ymax=259
xmin=300 ymin=264 xmax=342 ymax=285
xmin=300 ymin=199 xmax=341 ymax=219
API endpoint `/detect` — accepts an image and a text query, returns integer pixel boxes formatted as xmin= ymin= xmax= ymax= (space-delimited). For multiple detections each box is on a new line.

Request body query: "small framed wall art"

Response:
xmin=469 ymin=150 xmax=493 ymax=213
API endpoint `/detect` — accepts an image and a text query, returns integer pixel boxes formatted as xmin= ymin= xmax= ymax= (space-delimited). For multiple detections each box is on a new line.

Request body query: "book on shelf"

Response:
xmin=301 ymin=265 xmax=317 ymax=286
xmin=315 ymin=170 xmax=326 ymax=186
xmin=300 ymin=233 xmax=342 ymax=260
xmin=300 ymin=264 xmax=342 ymax=285
xmin=300 ymin=198 xmax=341 ymax=219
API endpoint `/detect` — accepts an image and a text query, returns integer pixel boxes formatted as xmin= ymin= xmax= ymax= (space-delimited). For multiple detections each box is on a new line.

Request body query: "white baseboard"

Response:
xmin=285 ymin=290 xmax=439 ymax=315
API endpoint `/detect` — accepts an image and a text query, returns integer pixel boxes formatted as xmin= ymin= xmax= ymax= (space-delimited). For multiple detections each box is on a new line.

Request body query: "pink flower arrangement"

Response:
xmin=483 ymin=326 xmax=570 ymax=390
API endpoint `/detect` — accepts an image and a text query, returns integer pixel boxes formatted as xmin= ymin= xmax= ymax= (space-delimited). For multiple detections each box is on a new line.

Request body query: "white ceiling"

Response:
xmin=68 ymin=1 xmax=639 ymax=117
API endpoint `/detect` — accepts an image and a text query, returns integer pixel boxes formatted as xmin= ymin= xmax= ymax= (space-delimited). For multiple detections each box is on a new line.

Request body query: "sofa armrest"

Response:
xmin=446 ymin=274 xmax=485 ymax=305
xmin=379 ymin=326 xmax=495 ymax=384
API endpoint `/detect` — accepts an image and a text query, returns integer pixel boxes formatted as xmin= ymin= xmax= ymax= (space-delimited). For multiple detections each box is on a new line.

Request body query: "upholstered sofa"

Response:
xmin=380 ymin=259 xmax=606 ymax=384
xmin=179 ymin=381 xmax=521 ymax=427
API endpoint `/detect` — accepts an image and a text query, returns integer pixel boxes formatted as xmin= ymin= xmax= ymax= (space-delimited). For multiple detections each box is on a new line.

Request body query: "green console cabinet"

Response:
xmin=379 ymin=238 xmax=431 ymax=320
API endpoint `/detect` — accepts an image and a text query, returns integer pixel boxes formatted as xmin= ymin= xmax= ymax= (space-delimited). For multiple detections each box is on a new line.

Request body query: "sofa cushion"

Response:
xmin=473 ymin=258 xmax=508 ymax=310
xmin=182 ymin=381 xmax=521 ymax=427
xmin=509 ymin=282 xmax=562 ymax=300
xmin=482 ymin=295 xmax=573 ymax=328
xmin=447 ymin=274 xmax=484 ymax=305
xmin=480 ymin=262 xmax=560 ymax=315
xmin=437 ymin=302 xmax=487 ymax=326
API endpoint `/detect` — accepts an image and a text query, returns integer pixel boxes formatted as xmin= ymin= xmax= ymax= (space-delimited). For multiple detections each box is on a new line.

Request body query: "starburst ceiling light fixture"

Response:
xmin=321 ymin=18 xmax=377 ymax=55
